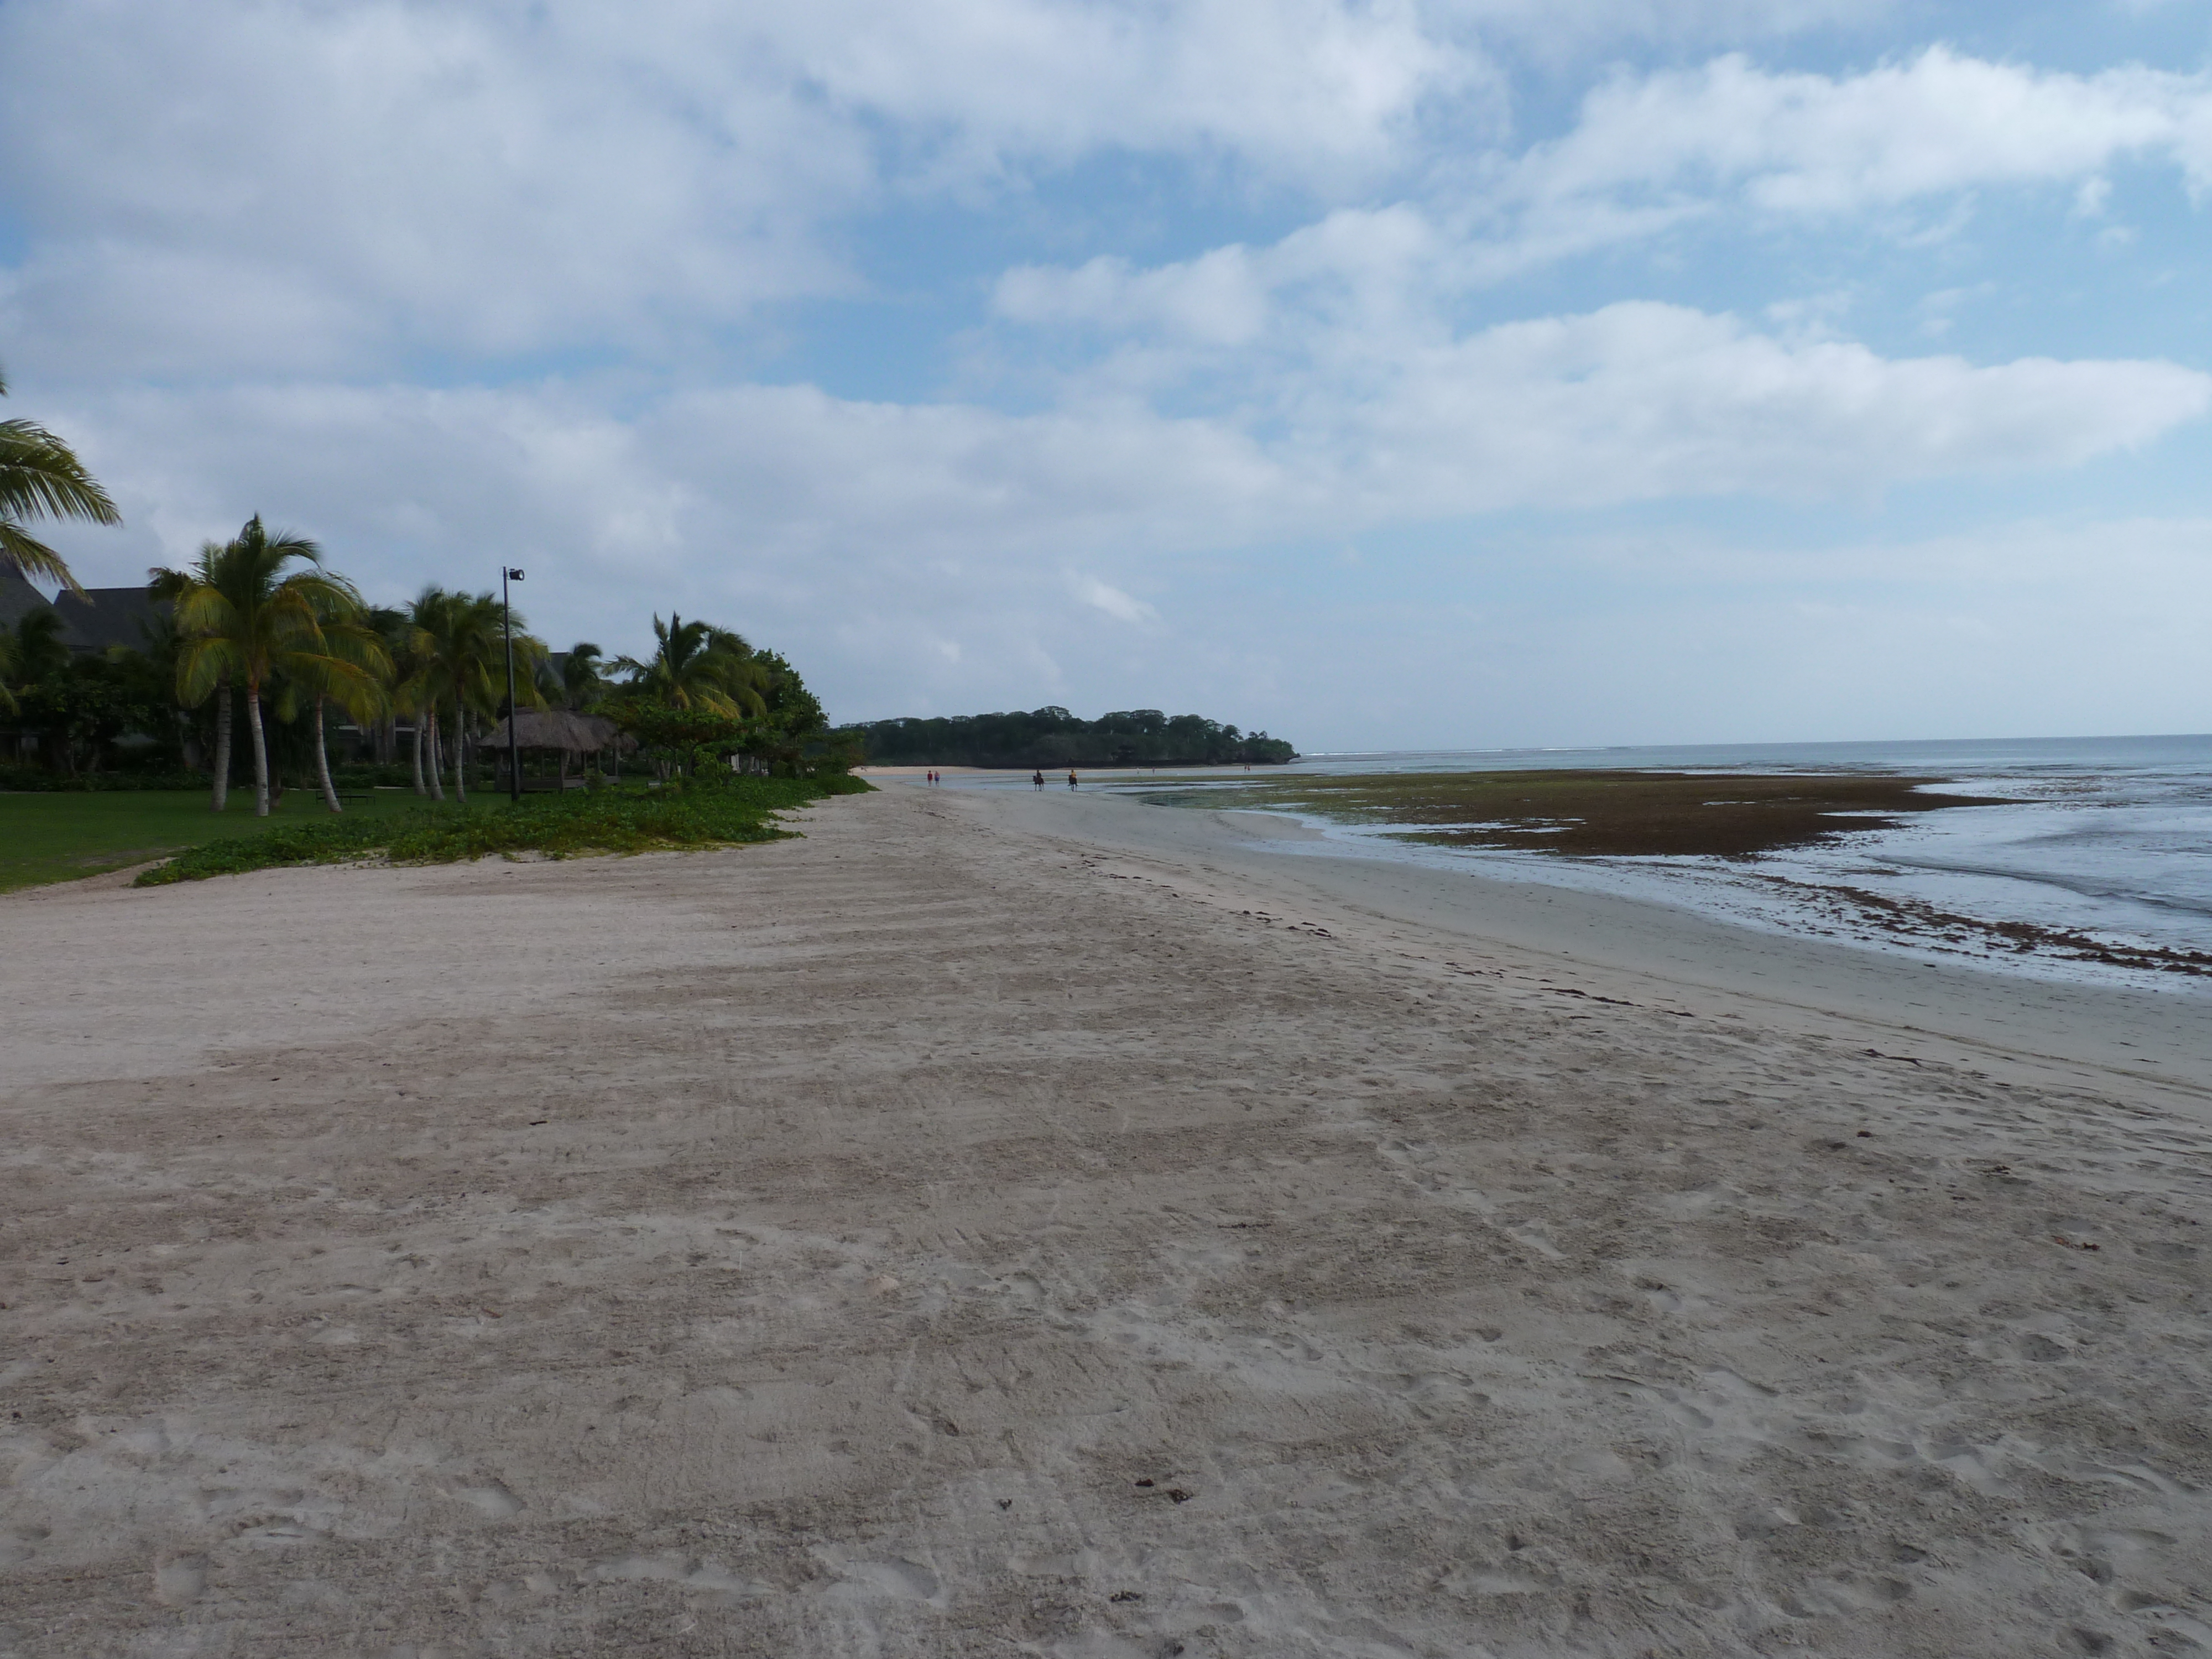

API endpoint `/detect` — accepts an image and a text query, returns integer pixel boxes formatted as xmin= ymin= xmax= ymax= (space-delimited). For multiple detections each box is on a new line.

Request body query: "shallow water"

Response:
xmin=1029 ymin=734 xmax=2212 ymax=993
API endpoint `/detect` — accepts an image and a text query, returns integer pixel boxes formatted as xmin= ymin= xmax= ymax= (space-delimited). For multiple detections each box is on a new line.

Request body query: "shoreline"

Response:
xmin=936 ymin=781 xmax=2212 ymax=1112
xmin=5 ymin=785 xmax=2208 ymax=1654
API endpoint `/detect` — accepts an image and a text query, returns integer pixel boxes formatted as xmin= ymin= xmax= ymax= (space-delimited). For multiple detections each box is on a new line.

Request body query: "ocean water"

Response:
xmin=1072 ymin=734 xmax=2212 ymax=993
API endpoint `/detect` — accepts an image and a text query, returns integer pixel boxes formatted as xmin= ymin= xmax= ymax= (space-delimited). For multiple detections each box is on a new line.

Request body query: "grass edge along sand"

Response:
xmin=133 ymin=775 xmax=874 ymax=885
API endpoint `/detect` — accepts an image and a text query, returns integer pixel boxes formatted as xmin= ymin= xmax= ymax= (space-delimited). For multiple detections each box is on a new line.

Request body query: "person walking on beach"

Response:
xmin=1032 ymin=770 xmax=1045 ymax=788
xmin=1067 ymin=769 xmax=1079 ymax=789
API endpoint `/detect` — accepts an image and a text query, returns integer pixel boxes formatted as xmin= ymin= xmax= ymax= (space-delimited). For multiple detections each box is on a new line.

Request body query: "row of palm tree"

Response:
xmin=149 ymin=523 xmax=571 ymax=816
xmin=1 ymin=364 xmax=834 ymax=797
xmin=395 ymin=585 xmax=553 ymax=805
xmin=147 ymin=521 xmax=820 ymax=811
xmin=152 ymin=519 xmax=387 ymax=815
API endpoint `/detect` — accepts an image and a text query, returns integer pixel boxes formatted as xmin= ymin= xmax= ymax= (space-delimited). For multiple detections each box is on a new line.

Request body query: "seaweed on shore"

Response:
xmin=1150 ymin=770 xmax=2008 ymax=859
xmin=1781 ymin=877 xmax=2212 ymax=978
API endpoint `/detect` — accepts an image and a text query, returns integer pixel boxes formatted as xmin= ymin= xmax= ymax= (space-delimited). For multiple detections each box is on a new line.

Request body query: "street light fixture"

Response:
xmin=502 ymin=566 xmax=525 ymax=803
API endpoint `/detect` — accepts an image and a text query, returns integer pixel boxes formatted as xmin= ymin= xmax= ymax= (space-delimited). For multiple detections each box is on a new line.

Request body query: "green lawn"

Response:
xmin=0 ymin=787 xmax=519 ymax=893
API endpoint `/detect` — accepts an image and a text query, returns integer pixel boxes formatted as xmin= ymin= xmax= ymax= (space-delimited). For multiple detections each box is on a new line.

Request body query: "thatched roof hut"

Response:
xmin=483 ymin=711 xmax=635 ymax=753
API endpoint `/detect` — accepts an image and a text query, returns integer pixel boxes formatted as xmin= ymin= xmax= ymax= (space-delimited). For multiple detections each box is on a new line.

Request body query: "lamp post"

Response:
xmin=502 ymin=566 xmax=524 ymax=803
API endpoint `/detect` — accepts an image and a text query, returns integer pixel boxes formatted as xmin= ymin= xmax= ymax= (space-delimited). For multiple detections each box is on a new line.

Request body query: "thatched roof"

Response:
xmin=483 ymin=710 xmax=635 ymax=753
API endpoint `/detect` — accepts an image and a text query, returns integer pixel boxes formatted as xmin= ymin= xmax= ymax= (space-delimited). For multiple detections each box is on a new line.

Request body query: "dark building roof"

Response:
xmin=0 ymin=568 xmax=168 ymax=655
xmin=0 ymin=571 xmax=52 ymax=633
xmin=52 ymin=585 xmax=168 ymax=654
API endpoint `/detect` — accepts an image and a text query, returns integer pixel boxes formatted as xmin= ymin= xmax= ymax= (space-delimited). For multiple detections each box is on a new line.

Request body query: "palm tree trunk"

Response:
xmin=245 ymin=682 xmax=271 ymax=817
xmin=211 ymin=680 xmax=233 ymax=812
xmin=426 ymin=708 xmax=445 ymax=802
xmin=314 ymin=697 xmax=342 ymax=813
xmin=410 ymin=714 xmax=426 ymax=794
xmin=451 ymin=706 xmax=467 ymax=803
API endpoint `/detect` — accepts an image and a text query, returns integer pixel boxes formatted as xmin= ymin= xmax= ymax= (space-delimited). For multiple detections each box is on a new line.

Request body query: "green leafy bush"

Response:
xmin=134 ymin=774 xmax=872 ymax=885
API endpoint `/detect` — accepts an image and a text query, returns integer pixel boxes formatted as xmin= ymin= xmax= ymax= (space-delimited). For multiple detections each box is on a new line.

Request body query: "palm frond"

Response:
xmin=0 ymin=521 xmax=84 ymax=594
xmin=175 ymin=635 xmax=243 ymax=706
xmin=0 ymin=418 xmax=121 ymax=527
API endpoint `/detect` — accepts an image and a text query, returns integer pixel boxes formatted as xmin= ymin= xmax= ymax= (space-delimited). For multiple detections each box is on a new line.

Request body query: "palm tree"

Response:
xmin=1 ymin=365 xmax=121 ymax=594
xmin=613 ymin=614 xmax=768 ymax=718
xmin=556 ymin=641 xmax=608 ymax=710
xmin=406 ymin=588 xmax=544 ymax=803
xmin=384 ymin=594 xmax=442 ymax=795
xmin=166 ymin=517 xmax=364 ymax=816
xmin=288 ymin=596 xmax=393 ymax=813
xmin=349 ymin=603 xmax=410 ymax=769
xmin=399 ymin=587 xmax=460 ymax=800
xmin=150 ymin=544 xmax=234 ymax=808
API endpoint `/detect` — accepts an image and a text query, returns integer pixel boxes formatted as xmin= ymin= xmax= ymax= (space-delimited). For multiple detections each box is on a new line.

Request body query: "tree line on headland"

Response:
xmin=0 ymin=364 xmax=847 ymax=808
xmin=847 ymin=707 xmax=1296 ymax=768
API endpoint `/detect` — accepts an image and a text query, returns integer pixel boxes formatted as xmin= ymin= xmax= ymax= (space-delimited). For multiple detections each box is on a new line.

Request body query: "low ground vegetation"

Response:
xmin=133 ymin=774 xmax=871 ymax=885
xmin=0 ymin=788 xmax=450 ymax=891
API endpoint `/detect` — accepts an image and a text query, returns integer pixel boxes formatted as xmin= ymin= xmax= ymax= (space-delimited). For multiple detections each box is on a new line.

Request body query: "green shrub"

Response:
xmin=134 ymin=774 xmax=872 ymax=885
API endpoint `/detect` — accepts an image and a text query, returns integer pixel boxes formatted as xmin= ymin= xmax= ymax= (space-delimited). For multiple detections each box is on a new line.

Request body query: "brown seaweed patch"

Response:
xmin=1785 ymin=879 xmax=2212 ymax=978
xmin=1164 ymin=770 xmax=2007 ymax=859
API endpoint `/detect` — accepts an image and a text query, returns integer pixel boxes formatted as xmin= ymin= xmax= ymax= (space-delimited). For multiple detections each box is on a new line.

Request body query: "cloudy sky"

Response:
xmin=5 ymin=0 xmax=2210 ymax=749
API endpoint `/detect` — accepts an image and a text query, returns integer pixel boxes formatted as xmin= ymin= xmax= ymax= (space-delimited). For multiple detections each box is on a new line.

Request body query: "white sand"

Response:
xmin=2 ymin=783 xmax=2208 ymax=1657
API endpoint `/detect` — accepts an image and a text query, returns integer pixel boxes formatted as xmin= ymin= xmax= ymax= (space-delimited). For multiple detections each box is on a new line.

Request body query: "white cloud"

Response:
xmin=45 ymin=304 xmax=2204 ymax=609
xmin=1071 ymin=574 xmax=1158 ymax=622
xmin=987 ymin=47 xmax=2212 ymax=389
xmin=1333 ymin=304 xmax=2209 ymax=508
xmin=994 ymin=204 xmax=1446 ymax=349
xmin=783 ymin=0 xmax=1478 ymax=181
xmin=0 ymin=0 xmax=1480 ymax=379
xmin=1443 ymin=0 xmax=1891 ymax=57
xmin=1511 ymin=48 xmax=2212 ymax=220
xmin=11 ymin=6 xmax=2211 ymax=742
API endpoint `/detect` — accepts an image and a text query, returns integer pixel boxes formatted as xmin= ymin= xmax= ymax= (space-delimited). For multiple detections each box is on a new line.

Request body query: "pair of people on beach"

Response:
xmin=1029 ymin=769 xmax=1078 ymax=788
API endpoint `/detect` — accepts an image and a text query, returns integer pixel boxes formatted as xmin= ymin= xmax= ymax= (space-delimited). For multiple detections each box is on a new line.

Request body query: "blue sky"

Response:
xmin=4 ymin=0 xmax=2210 ymax=750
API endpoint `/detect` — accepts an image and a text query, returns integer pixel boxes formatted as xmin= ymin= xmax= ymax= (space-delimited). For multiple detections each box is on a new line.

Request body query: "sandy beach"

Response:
xmin=3 ymin=782 xmax=2209 ymax=1657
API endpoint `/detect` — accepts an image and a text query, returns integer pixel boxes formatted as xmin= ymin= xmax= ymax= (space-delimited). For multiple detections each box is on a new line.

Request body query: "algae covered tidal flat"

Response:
xmin=1140 ymin=769 xmax=2007 ymax=858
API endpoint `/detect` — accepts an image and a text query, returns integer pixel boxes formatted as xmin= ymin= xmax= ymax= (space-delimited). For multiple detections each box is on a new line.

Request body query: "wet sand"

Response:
xmin=2 ymin=783 xmax=2208 ymax=1657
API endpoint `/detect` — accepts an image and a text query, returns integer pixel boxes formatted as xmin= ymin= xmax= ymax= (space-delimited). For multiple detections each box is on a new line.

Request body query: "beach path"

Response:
xmin=2 ymin=785 xmax=2208 ymax=1657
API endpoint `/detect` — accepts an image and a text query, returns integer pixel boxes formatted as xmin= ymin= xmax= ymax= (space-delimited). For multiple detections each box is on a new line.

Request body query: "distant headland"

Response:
xmin=844 ymin=707 xmax=1296 ymax=768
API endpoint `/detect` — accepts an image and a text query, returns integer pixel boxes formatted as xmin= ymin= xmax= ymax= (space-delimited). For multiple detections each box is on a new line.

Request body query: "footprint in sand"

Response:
xmin=820 ymin=1555 xmax=942 ymax=1602
xmin=153 ymin=1553 xmax=208 ymax=1605
xmin=589 ymin=1552 xmax=770 ymax=1595
xmin=453 ymin=1480 xmax=524 ymax=1519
